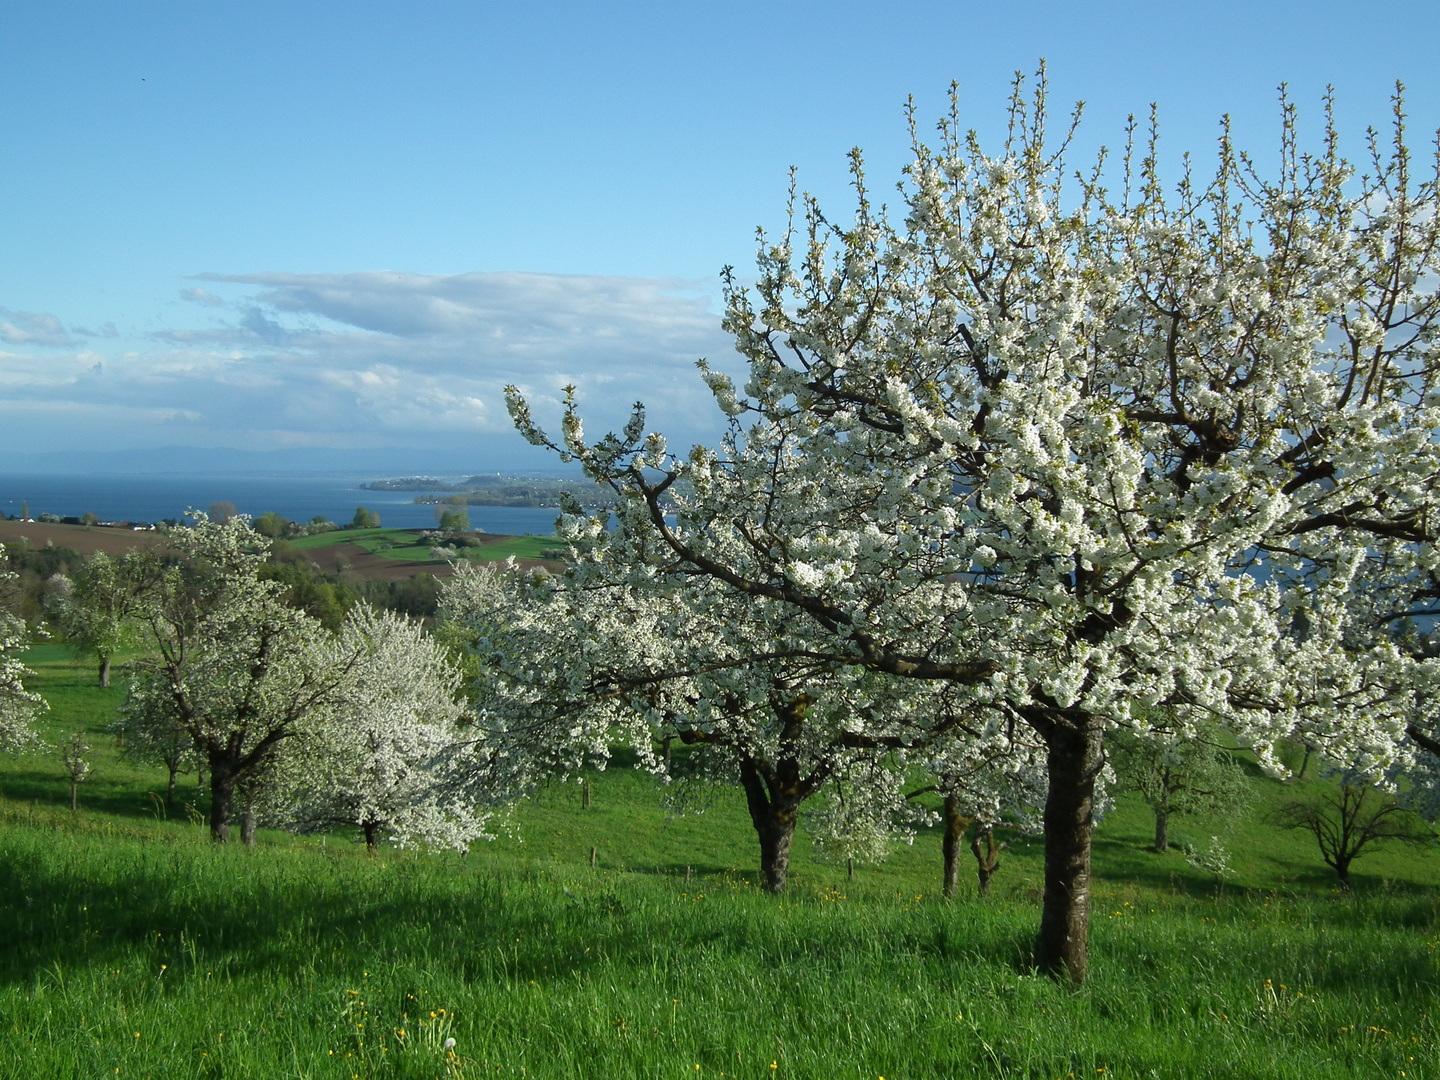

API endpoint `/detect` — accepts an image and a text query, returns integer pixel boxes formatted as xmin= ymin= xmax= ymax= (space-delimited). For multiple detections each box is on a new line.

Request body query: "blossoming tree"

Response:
xmin=262 ymin=604 xmax=493 ymax=851
xmin=122 ymin=516 xmax=357 ymax=842
xmin=441 ymin=559 xmax=955 ymax=891
xmin=0 ymin=572 xmax=44 ymax=757
xmin=53 ymin=551 xmax=147 ymax=688
xmin=505 ymin=75 xmax=1440 ymax=981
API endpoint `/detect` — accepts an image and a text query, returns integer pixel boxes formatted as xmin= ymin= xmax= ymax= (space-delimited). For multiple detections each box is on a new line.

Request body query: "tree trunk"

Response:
xmin=240 ymin=805 xmax=257 ymax=846
xmin=971 ymin=824 xmax=1006 ymax=897
xmin=1035 ymin=713 xmax=1104 ymax=984
xmin=98 ymin=655 xmax=111 ymax=689
xmin=364 ymin=821 xmax=381 ymax=850
xmin=166 ymin=764 xmax=178 ymax=812
xmin=1334 ymin=857 xmax=1353 ymax=892
xmin=70 ymin=779 xmax=78 ymax=813
xmin=941 ymin=795 xmax=970 ymax=900
xmin=209 ymin=758 xmax=236 ymax=843
xmin=1154 ymin=809 xmax=1169 ymax=853
xmin=737 ymin=755 xmax=804 ymax=894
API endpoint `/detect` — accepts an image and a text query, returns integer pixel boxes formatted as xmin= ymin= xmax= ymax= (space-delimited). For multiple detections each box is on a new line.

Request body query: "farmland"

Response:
xmin=0 ymin=649 xmax=1437 ymax=1078
xmin=0 ymin=520 xmax=565 ymax=586
xmin=285 ymin=527 xmax=568 ymax=574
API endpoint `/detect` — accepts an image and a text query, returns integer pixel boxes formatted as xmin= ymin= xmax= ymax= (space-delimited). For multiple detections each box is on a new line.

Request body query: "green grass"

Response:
xmin=284 ymin=528 xmax=567 ymax=564
xmin=287 ymin=528 xmax=419 ymax=550
xmin=2 ymin=653 xmax=1439 ymax=1078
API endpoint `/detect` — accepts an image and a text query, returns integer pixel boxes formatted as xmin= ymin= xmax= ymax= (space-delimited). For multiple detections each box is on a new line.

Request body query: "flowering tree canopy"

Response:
xmin=0 ymin=572 xmax=44 ymax=756
xmin=504 ymin=74 xmax=1440 ymax=982
xmin=122 ymin=515 xmax=355 ymax=842
xmin=52 ymin=551 xmax=148 ymax=688
xmin=441 ymin=555 xmax=1001 ymax=893
xmin=262 ymin=604 xmax=492 ymax=851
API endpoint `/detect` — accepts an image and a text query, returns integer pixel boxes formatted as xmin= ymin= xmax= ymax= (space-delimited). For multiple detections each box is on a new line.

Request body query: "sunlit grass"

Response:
xmin=0 ymin=811 xmax=1436 ymax=1079
xmin=282 ymin=527 xmax=564 ymax=564
xmin=1 ymin=655 xmax=1438 ymax=1078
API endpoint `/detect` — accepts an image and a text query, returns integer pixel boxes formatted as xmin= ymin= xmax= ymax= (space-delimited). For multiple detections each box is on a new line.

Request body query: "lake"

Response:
xmin=0 ymin=473 xmax=564 ymax=535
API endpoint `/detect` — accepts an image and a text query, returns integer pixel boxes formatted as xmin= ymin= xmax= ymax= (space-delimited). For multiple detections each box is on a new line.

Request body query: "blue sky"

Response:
xmin=2 ymin=0 xmax=1437 ymax=468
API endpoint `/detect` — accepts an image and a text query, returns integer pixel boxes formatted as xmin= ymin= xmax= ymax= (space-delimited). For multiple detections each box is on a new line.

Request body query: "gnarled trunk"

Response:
xmin=1036 ymin=712 xmax=1104 ymax=984
xmin=941 ymin=795 xmax=969 ymax=900
xmin=1154 ymin=809 xmax=1169 ymax=853
xmin=740 ymin=763 xmax=800 ymax=892
xmin=971 ymin=824 xmax=1006 ymax=897
xmin=678 ymin=693 xmax=825 ymax=895
xmin=737 ymin=753 xmax=810 ymax=894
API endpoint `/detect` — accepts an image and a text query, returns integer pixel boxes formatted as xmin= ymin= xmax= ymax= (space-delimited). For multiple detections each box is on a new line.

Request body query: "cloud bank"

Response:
xmin=0 ymin=271 xmax=739 ymax=463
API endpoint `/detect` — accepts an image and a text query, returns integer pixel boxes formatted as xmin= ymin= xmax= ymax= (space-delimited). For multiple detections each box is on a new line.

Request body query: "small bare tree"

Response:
xmin=1270 ymin=784 xmax=1434 ymax=890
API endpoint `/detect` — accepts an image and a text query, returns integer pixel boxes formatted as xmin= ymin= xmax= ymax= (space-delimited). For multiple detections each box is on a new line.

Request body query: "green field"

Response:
xmin=286 ymin=528 xmax=568 ymax=564
xmin=1 ymin=652 xmax=1438 ymax=1078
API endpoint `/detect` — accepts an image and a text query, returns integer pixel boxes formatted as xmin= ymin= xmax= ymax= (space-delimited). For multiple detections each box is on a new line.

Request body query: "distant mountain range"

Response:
xmin=0 ymin=439 xmax=574 ymax=477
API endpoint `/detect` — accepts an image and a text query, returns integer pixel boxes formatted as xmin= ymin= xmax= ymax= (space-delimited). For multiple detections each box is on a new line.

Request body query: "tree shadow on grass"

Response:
xmin=1085 ymin=831 xmax=1397 ymax=901
xmin=0 ymin=826 xmax=1053 ymax=993
xmin=0 ymin=837 xmax=521 ymax=988
xmin=2 ymin=818 xmax=1435 ymax=1004
xmin=0 ymin=767 xmax=206 ymax=823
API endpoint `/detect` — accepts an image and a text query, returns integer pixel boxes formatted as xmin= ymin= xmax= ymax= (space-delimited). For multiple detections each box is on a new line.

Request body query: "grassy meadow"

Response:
xmin=1 ymin=648 xmax=1438 ymax=1078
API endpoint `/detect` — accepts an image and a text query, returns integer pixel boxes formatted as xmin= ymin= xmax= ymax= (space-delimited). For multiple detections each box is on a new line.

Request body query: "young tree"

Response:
xmin=262 ymin=605 xmax=492 ymax=851
xmin=1107 ymin=722 xmax=1248 ymax=853
xmin=122 ymin=515 xmax=355 ymax=841
xmin=806 ymin=763 xmax=925 ymax=882
xmin=60 ymin=730 xmax=91 ymax=812
xmin=53 ymin=551 xmax=146 ymax=687
xmin=113 ymin=675 xmax=200 ymax=812
xmin=503 ymin=76 xmax=1440 ymax=981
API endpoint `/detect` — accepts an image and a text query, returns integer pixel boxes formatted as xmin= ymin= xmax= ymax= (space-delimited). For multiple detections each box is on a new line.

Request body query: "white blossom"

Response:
xmin=497 ymin=75 xmax=1440 ymax=982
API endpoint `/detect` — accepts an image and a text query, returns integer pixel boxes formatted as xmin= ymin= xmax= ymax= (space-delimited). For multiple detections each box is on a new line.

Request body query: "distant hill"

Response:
xmin=0 ymin=439 xmax=574 ymax=476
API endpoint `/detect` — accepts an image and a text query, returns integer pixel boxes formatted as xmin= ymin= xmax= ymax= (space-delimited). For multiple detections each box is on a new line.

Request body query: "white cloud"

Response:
xmin=0 ymin=270 xmax=741 ymax=456
xmin=179 ymin=287 xmax=226 ymax=307
xmin=0 ymin=309 xmax=75 ymax=348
